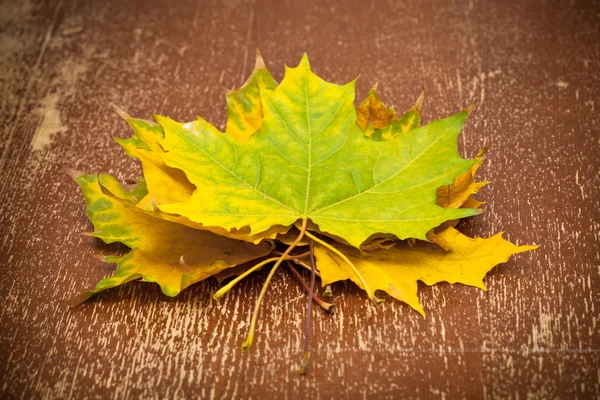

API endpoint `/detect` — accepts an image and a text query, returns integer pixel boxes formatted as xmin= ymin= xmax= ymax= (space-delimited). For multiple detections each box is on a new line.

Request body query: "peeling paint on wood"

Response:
xmin=1 ymin=0 xmax=598 ymax=398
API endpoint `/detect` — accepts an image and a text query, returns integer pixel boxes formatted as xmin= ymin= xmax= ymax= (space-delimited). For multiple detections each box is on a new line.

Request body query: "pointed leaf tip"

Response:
xmin=299 ymin=52 xmax=310 ymax=66
xmin=414 ymin=90 xmax=425 ymax=112
xmin=112 ymin=104 xmax=132 ymax=120
xmin=64 ymin=292 xmax=92 ymax=306
xmin=63 ymin=166 xmax=86 ymax=180
xmin=89 ymin=252 xmax=108 ymax=262
xmin=223 ymin=84 xmax=233 ymax=96
xmin=465 ymin=97 xmax=479 ymax=115
xmin=476 ymin=146 xmax=489 ymax=158
xmin=152 ymin=114 xmax=173 ymax=127
xmin=371 ymin=81 xmax=379 ymax=91
xmin=254 ymin=48 xmax=266 ymax=69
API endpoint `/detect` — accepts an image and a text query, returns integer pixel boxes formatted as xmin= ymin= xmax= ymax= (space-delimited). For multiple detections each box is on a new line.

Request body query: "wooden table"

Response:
xmin=1 ymin=0 xmax=598 ymax=398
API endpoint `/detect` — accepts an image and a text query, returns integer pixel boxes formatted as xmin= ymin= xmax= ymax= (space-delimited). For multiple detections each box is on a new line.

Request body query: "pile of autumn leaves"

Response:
xmin=70 ymin=52 xmax=536 ymax=345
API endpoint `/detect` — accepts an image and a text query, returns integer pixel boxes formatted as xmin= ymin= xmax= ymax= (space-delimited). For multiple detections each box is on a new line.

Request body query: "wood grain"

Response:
xmin=1 ymin=0 xmax=598 ymax=398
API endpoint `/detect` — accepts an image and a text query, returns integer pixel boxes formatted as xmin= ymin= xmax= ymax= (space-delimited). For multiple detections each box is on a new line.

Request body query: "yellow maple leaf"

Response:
xmin=68 ymin=172 xmax=271 ymax=304
xmin=313 ymin=226 xmax=537 ymax=316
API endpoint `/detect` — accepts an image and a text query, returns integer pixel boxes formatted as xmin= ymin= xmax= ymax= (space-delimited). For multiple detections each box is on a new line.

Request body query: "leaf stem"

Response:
xmin=272 ymin=251 xmax=311 ymax=260
xmin=303 ymin=230 xmax=383 ymax=304
xmin=292 ymin=259 xmax=322 ymax=278
xmin=285 ymin=261 xmax=334 ymax=313
xmin=242 ymin=218 xmax=309 ymax=351
xmin=213 ymin=257 xmax=283 ymax=301
xmin=300 ymin=240 xmax=317 ymax=375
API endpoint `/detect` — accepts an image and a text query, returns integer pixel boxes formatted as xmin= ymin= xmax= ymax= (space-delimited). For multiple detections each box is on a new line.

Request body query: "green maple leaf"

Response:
xmin=155 ymin=54 xmax=478 ymax=256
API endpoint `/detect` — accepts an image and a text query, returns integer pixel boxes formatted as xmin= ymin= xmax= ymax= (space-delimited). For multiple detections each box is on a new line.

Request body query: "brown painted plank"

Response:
xmin=1 ymin=0 xmax=598 ymax=398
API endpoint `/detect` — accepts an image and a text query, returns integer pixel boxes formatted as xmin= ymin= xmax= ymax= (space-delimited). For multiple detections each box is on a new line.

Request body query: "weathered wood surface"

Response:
xmin=1 ymin=0 xmax=598 ymax=398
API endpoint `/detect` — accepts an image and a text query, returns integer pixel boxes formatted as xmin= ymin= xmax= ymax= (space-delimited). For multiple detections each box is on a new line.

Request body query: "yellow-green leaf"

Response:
xmin=156 ymin=54 xmax=478 ymax=249
xmin=314 ymin=226 xmax=538 ymax=316
xmin=69 ymin=173 xmax=271 ymax=303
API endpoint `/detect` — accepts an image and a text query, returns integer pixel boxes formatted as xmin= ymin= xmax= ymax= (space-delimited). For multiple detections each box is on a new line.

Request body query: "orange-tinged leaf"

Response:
xmin=462 ymin=194 xmax=486 ymax=209
xmin=428 ymin=148 xmax=488 ymax=250
xmin=436 ymin=147 xmax=488 ymax=209
xmin=356 ymin=86 xmax=424 ymax=141
xmin=356 ymin=84 xmax=399 ymax=130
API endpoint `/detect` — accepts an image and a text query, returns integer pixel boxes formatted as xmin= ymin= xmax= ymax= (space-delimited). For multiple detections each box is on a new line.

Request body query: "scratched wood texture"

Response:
xmin=1 ymin=0 xmax=599 ymax=398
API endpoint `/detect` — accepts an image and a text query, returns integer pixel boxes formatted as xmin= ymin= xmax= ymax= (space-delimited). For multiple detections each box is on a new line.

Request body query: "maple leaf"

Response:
xmin=69 ymin=52 xmax=538 ymax=373
xmin=313 ymin=226 xmax=538 ymax=316
xmin=154 ymin=55 xmax=478 ymax=254
xmin=68 ymin=171 xmax=271 ymax=304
